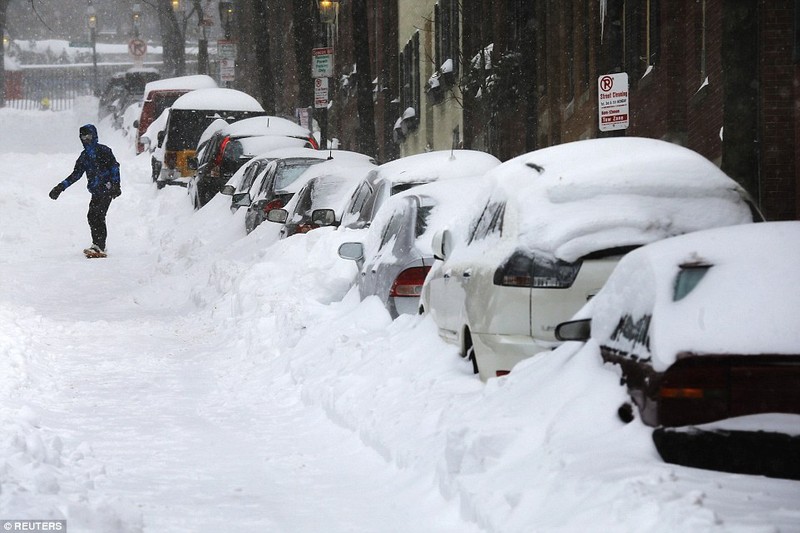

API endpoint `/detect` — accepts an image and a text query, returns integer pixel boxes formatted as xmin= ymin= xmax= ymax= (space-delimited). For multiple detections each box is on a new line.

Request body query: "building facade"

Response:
xmin=232 ymin=0 xmax=798 ymax=221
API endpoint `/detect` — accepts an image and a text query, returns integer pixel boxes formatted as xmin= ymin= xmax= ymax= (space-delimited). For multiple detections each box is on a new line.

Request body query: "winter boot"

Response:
xmin=83 ymin=244 xmax=107 ymax=258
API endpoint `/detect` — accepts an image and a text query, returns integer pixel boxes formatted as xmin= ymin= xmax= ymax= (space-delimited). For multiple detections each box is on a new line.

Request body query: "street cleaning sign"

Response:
xmin=598 ymin=73 xmax=629 ymax=131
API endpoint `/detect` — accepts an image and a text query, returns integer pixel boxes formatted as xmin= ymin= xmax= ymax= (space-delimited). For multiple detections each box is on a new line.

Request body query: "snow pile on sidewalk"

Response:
xmin=1 ymin=107 xmax=798 ymax=532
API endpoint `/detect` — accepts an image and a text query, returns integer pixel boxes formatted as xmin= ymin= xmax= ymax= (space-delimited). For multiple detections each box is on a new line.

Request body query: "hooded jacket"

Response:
xmin=60 ymin=124 xmax=121 ymax=196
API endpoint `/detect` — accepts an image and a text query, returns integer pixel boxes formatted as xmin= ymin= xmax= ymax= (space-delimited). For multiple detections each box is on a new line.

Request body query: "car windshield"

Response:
xmin=274 ymin=159 xmax=324 ymax=190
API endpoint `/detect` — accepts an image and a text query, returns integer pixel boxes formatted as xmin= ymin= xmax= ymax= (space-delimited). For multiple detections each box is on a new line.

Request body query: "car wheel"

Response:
xmin=617 ymin=402 xmax=635 ymax=423
xmin=466 ymin=345 xmax=479 ymax=375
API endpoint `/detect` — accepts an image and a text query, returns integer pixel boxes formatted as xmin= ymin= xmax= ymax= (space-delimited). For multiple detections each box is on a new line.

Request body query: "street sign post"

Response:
xmin=598 ymin=73 xmax=629 ymax=132
xmin=218 ymin=40 xmax=237 ymax=83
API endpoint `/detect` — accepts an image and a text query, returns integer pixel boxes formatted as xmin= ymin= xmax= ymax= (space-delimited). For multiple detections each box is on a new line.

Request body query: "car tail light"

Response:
xmin=164 ymin=151 xmax=177 ymax=169
xmin=658 ymin=359 xmax=729 ymax=427
xmin=493 ymin=251 xmax=581 ymax=288
xmin=296 ymin=224 xmax=317 ymax=234
xmin=138 ymin=106 xmax=153 ymax=135
xmin=390 ymin=266 xmax=431 ymax=297
xmin=261 ymin=198 xmax=285 ymax=215
xmin=307 ymin=136 xmax=319 ymax=150
xmin=214 ymin=136 xmax=231 ymax=167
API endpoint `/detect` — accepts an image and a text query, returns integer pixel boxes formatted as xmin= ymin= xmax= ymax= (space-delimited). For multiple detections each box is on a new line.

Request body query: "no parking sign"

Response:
xmin=598 ymin=73 xmax=629 ymax=132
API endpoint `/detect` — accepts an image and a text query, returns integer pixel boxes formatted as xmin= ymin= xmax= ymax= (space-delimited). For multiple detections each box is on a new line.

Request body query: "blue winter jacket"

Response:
xmin=61 ymin=124 xmax=121 ymax=196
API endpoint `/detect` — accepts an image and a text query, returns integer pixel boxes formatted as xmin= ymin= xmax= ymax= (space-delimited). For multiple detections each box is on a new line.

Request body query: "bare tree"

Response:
xmin=351 ymin=0 xmax=376 ymax=157
xmin=0 ymin=0 xmax=9 ymax=107
xmin=253 ymin=0 xmax=275 ymax=113
xmin=142 ymin=0 xmax=186 ymax=77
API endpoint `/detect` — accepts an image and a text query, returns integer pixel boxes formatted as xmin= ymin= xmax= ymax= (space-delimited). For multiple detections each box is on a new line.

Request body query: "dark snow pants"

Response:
xmin=87 ymin=194 xmax=113 ymax=250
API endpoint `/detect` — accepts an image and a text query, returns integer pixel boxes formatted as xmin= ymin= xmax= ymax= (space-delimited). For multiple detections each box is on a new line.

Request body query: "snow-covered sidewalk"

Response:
xmin=0 ymin=106 xmax=798 ymax=532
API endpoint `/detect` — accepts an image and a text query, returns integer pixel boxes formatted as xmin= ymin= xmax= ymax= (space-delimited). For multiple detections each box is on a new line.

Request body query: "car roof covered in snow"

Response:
xmin=482 ymin=137 xmax=755 ymax=262
xmin=222 ymin=116 xmax=312 ymax=139
xmin=143 ymin=74 xmax=217 ymax=99
xmin=371 ymin=150 xmax=500 ymax=185
xmin=171 ymin=88 xmax=264 ymax=112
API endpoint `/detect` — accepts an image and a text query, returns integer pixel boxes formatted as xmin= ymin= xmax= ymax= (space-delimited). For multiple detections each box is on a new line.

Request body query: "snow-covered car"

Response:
xmin=267 ymin=161 xmax=375 ymax=239
xmin=219 ymin=153 xmax=280 ymax=212
xmin=235 ymin=148 xmax=375 ymax=234
xmin=135 ymin=74 xmax=218 ymax=154
xmin=338 ymin=177 xmax=488 ymax=318
xmin=555 ymin=221 xmax=800 ymax=479
xmin=339 ymin=150 xmax=501 ymax=230
xmin=156 ymin=88 xmax=265 ymax=189
xmin=141 ymin=108 xmax=171 ymax=183
xmin=420 ymin=137 xmax=760 ymax=381
xmin=189 ymin=116 xmax=318 ymax=209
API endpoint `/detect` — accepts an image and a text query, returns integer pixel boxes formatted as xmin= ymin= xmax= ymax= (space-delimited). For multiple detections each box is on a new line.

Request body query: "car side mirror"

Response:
xmin=133 ymin=120 xmax=139 ymax=129
xmin=266 ymin=208 xmax=288 ymax=223
xmin=431 ymin=228 xmax=453 ymax=261
xmin=311 ymin=208 xmax=336 ymax=227
xmin=338 ymin=242 xmax=364 ymax=262
xmin=157 ymin=130 xmax=165 ymax=148
xmin=220 ymin=185 xmax=235 ymax=196
xmin=555 ymin=319 xmax=592 ymax=342
xmin=232 ymin=192 xmax=251 ymax=207
xmin=187 ymin=157 xmax=198 ymax=171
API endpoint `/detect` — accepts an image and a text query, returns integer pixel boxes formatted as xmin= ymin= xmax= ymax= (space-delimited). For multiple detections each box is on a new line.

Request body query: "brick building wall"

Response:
xmin=760 ymin=1 xmax=797 ymax=220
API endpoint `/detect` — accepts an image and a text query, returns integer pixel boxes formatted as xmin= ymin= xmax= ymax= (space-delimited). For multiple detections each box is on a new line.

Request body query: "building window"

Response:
xmin=435 ymin=0 xmax=459 ymax=78
xmin=398 ymin=32 xmax=421 ymax=134
xmin=566 ymin=0 xmax=575 ymax=102
xmin=794 ymin=0 xmax=800 ymax=63
xmin=645 ymin=0 xmax=660 ymax=66
xmin=697 ymin=0 xmax=707 ymax=82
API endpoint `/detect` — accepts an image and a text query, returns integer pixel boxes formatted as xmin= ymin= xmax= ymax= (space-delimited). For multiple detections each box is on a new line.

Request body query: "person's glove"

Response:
xmin=111 ymin=183 xmax=122 ymax=198
xmin=49 ymin=183 xmax=65 ymax=200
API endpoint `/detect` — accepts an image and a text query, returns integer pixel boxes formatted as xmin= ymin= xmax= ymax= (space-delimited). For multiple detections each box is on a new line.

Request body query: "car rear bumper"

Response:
xmin=472 ymin=332 xmax=559 ymax=381
xmin=653 ymin=425 xmax=800 ymax=480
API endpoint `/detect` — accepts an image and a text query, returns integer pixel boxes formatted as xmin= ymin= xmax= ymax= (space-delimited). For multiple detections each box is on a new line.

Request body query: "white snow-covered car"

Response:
xmin=339 ymin=150 xmax=501 ymax=230
xmin=555 ymin=221 xmax=800 ymax=479
xmin=338 ymin=176 xmax=490 ymax=318
xmin=421 ymin=137 xmax=760 ymax=381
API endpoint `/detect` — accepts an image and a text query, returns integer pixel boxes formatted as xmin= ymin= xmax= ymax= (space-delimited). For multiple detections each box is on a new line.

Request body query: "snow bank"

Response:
xmin=1 ymin=109 xmax=798 ymax=532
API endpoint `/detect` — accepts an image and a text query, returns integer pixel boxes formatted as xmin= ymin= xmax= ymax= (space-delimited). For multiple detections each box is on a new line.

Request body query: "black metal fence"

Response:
xmin=5 ymin=62 xmax=164 ymax=111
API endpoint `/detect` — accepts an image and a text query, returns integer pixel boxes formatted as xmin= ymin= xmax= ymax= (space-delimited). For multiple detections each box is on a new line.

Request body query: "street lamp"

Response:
xmin=218 ymin=1 xmax=234 ymax=41
xmin=318 ymin=0 xmax=338 ymax=25
xmin=132 ymin=3 xmax=142 ymax=37
xmin=171 ymin=0 xmax=183 ymax=13
xmin=86 ymin=2 xmax=99 ymax=96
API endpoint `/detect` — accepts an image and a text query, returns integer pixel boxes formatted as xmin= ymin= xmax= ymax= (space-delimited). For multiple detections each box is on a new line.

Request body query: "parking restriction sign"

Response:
xmin=598 ymin=73 xmax=629 ymax=132
xmin=314 ymin=77 xmax=329 ymax=108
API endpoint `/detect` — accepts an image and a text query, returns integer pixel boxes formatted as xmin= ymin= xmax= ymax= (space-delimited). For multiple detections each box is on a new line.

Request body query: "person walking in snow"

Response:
xmin=49 ymin=124 xmax=121 ymax=258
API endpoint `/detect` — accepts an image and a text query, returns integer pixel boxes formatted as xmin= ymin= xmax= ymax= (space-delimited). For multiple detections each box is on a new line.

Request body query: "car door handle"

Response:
xmin=443 ymin=271 xmax=451 ymax=279
xmin=361 ymin=271 xmax=366 ymax=277
xmin=462 ymin=270 xmax=472 ymax=279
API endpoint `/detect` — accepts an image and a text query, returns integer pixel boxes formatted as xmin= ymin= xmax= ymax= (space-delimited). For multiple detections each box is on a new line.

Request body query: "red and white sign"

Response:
xmin=314 ymin=77 xmax=329 ymax=109
xmin=128 ymin=38 xmax=147 ymax=58
xmin=598 ymin=73 xmax=629 ymax=132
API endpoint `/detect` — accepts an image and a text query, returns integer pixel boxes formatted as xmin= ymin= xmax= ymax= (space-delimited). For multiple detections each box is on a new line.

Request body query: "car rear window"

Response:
xmin=274 ymin=160 xmax=324 ymax=190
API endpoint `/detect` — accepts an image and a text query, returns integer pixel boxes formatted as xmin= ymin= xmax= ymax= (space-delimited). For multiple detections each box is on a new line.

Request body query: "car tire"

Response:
xmin=465 ymin=343 xmax=479 ymax=375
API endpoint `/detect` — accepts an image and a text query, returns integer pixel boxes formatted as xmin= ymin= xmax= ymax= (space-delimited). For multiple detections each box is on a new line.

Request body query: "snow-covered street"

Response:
xmin=1 ymin=106 xmax=799 ymax=532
